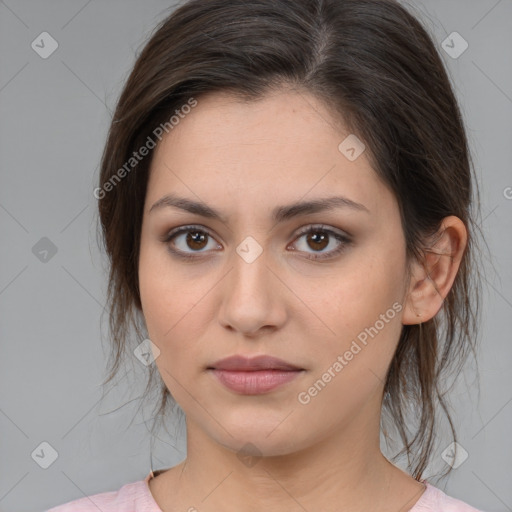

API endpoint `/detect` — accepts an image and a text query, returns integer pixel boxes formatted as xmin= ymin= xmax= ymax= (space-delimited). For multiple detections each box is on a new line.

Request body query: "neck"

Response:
xmin=157 ymin=420 xmax=424 ymax=512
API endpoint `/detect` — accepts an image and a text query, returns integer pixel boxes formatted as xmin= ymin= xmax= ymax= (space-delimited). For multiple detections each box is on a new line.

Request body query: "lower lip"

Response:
xmin=209 ymin=369 xmax=303 ymax=394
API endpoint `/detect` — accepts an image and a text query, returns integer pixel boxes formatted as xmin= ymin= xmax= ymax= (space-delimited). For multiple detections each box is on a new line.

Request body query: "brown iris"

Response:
xmin=306 ymin=230 xmax=329 ymax=251
xmin=186 ymin=230 xmax=208 ymax=250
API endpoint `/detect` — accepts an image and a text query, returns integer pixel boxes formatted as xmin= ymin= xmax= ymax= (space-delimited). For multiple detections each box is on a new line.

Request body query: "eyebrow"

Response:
xmin=149 ymin=193 xmax=370 ymax=223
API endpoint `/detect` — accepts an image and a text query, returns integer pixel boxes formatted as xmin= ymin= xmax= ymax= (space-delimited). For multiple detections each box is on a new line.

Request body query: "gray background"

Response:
xmin=0 ymin=1 xmax=510 ymax=511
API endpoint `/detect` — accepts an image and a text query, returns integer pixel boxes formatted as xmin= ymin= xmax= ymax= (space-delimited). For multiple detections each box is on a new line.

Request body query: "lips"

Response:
xmin=207 ymin=355 xmax=305 ymax=394
xmin=208 ymin=354 xmax=303 ymax=371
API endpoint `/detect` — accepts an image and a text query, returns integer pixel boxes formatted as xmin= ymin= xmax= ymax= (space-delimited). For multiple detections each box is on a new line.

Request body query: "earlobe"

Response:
xmin=402 ymin=216 xmax=467 ymax=325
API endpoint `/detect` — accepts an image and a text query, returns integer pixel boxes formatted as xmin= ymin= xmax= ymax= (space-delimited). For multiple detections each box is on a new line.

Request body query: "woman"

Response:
xmin=48 ymin=0 xmax=485 ymax=510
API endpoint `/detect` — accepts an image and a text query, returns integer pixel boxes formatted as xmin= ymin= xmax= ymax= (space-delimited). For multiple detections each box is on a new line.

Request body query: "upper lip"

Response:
xmin=208 ymin=355 xmax=303 ymax=371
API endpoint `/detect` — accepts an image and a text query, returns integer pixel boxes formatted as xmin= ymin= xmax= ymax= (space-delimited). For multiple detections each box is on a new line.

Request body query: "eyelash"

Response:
xmin=162 ymin=224 xmax=352 ymax=262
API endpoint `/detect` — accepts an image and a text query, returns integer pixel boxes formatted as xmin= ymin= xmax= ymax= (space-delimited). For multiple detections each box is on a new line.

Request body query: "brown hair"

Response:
xmin=96 ymin=0 xmax=486 ymax=482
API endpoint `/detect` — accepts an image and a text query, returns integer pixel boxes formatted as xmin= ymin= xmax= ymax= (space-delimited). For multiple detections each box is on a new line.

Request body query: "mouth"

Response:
xmin=206 ymin=354 xmax=305 ymax=394
xmin=207 ymin=354 xmax=303 ymax=371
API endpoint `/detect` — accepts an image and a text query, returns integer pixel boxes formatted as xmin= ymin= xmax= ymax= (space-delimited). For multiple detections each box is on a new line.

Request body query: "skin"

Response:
xmin=138 ymin=87 xmax=467 ymax=512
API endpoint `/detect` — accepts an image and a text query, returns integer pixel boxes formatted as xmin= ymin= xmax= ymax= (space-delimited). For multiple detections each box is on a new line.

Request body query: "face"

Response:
xmin=138 ymin=88 xmax=410 ymax=457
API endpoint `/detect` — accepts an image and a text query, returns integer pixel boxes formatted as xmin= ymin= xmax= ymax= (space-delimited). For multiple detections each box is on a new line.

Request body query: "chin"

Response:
xmin=209 ymin=421 xmax=309 ymax=459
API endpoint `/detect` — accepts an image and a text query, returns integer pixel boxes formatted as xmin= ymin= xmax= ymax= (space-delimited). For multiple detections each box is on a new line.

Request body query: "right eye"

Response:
xmin=163 ymin=225 xmax=222 ymax=260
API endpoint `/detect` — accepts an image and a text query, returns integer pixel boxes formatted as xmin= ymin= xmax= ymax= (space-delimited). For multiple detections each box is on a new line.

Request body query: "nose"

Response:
xmin=217 ymin=246 xmax=287 ymax=337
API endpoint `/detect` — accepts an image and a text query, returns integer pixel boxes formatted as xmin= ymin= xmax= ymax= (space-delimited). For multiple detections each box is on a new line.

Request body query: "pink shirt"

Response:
xmin=46 ymin=470 xmax=485 ymax=511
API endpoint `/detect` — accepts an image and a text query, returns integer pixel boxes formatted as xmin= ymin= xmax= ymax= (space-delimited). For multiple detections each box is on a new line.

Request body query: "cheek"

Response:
xmin=139 ymin=244 xmax=189 ymax=359
xmin=139 ymin=245 xmax=169 ymax=334
xmin=139 ymin=238 xmax=190 ymax=329
xmin=138 ymin=252 xmax=201 ymax=403
xmin=315 ymin=252 xmax=404 ymax=330
xmin=304 ymin=240 xmax=406 ymax=372
xmin=138 ymin=242 xmax=213 ymax=372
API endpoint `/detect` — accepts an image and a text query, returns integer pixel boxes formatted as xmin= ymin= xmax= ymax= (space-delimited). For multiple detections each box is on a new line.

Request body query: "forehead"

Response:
xmin=146 ymin=88 xmax=393 ymax=220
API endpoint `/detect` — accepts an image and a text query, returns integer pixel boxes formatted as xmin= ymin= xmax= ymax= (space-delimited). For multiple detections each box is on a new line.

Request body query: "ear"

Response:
xmin=402 ymin=216 xmax=467 ymax=325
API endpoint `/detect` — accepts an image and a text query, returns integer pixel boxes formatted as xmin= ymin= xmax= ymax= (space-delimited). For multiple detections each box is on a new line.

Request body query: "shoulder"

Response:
xmin=44 ymin=474 xmax=161 ymax=512
xmin=411 ymin=482 xmax=486 ymax=512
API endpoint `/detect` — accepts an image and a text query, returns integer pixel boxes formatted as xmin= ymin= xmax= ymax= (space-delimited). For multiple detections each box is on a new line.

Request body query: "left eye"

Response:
xmin=288 ymin=225 xmax=351 ymax=261
xmin=163 ymin=224 xmax=351 ymax=261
